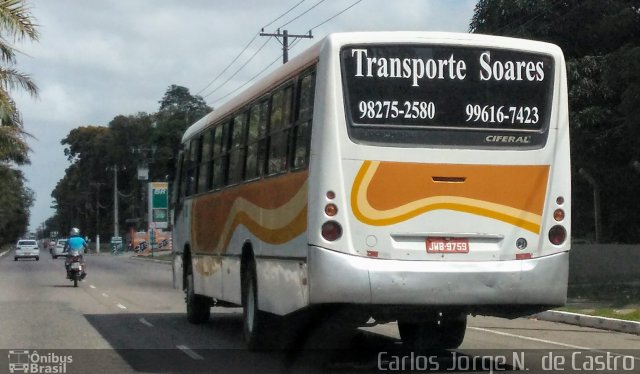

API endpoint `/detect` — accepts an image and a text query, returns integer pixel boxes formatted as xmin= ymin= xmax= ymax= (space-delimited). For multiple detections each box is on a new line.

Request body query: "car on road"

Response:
xmin=14 ymin=239 xmax=39 ymax=261
xmin=52 ymin=239 xmax=68 ymax=259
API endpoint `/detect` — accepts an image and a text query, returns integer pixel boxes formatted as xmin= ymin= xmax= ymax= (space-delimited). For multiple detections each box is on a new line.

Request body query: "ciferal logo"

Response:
xmin=8 ymin=350 xmax=73 ymax=373
xmin=485 ymin=135 xmax=532 ymax=144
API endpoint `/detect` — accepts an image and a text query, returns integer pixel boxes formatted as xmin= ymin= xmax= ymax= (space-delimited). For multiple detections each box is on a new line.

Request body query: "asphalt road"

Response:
xmin=0 ymin=249 xmax=638 ymax=373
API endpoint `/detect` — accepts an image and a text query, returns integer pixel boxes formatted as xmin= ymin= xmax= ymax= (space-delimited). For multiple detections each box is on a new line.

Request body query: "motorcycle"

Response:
xmin=66 ymin=249 xmax=86 ymax=287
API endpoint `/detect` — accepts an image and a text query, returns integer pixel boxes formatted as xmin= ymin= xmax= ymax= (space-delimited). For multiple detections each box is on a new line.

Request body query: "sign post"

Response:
xmin=110 ymin=236 xmax=123 ymax=254
xmin=148 ymin=182 xmax=168 ymax=258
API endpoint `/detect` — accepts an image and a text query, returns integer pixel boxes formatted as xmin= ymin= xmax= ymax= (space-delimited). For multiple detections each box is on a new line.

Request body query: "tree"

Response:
xmin=0 ymin=0 xmax=39 ymax=165
xmin=470 ymin=0 xmax=640 ymax=242
xmin=47 ymin=85 xmax=211 ymax=238
xmin=0 ymin=166 xmax=33 ymax=244
xmin=0 ymin=1 xmax=38 ymax=244
xmin=153 ymin=85 xmax=211 ymax=181
xmin=53 ymin=114 xmax=154 ymax=239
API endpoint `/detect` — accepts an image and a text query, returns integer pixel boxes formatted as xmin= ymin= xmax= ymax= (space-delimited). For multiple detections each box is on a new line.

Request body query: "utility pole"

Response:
xmin=260 ymin=29 xmax=313 ymax=64
xmin=90 ymin=182 xmax=104 ymax=253
xmin=113 ymin=165 xmax=119 ymax=239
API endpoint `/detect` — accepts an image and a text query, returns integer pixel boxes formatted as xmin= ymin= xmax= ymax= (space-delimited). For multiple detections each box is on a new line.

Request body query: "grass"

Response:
xmin=559 ymin=283 xmax=640 ymax=322
xmin=135 ymin=253 xmax=172 ymax=262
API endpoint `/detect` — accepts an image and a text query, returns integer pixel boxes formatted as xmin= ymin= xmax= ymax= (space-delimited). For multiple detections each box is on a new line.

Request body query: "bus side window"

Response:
xmin=186 ymin=138 xmax=200 ymax=196
xmin=212 ymin=122 xmax=231 ymax=188
xmin=212 ymin=125 xmax=223 ymax=189
xmin=173 ymin=151 xmax=184 ymax=212
xmin=228 ymin=112 xmax=248 ymax=185
xmin=292 ymin=70 xmax=315 ymax=169
xmin=268 ymin=85 xmax=293 ymax=175
xmin=220 ymin=121 xmax=231 ymax=186
xmin=245 ymin=101 xmax=266 ymax=180
xmin=182 ymin=140 xmax=196 ymax=197
xmin=198 ymin=130 xmax=213 ymax=193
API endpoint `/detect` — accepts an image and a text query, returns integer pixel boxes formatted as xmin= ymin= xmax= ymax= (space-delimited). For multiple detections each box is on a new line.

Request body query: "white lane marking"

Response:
xmin=116 ymin=303 xmax=127 ymax=310
xmin=470 ymin=327 xmax=640 ymax=361
xmin=89 ymin=285 xmax=96 ymax=289
xmin=102 ymin=293 xmax=109 ymax=298
xmin=176 ymin=345 xmax=203 ymax=360
xmin=139 ymin=318 xmax=153 ymax=327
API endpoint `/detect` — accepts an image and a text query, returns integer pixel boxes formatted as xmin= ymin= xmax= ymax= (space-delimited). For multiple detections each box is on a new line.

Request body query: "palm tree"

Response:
xmin=0 ymin=0 xmax=39 ymax=166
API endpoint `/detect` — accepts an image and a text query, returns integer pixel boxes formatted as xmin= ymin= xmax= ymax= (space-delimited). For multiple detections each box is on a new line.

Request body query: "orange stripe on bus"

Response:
xmin=352 ymin=160 xmax=548 ymax=233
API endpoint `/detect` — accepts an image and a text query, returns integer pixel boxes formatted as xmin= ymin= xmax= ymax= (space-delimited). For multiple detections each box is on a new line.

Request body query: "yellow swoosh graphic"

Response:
xmin=213 ymin=180 xmax=308 ymax=253
xmin=351 ymin=160 xmax=543 ymax=233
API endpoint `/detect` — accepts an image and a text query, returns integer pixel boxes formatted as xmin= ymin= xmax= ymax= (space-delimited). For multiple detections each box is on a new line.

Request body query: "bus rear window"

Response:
xmin=341 ymin=44 xmax=555 ymax=147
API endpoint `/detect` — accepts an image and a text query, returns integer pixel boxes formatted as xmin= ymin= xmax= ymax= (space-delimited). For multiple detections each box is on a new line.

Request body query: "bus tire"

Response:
xmin=439 ymin=314 xmax=467 ymax=349
xmin=242 ymin=259 xmax=270 ymax=351
xmin=186 ymin=265 xmax=210 ymax=324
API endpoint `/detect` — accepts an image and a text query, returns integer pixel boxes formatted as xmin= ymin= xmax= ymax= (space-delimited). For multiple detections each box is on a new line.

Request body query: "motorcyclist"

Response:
xmin=64 ymin=227 xmax=88 ymax=279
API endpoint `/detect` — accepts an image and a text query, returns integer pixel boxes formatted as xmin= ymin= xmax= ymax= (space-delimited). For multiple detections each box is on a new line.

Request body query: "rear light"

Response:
xmin=325 ymin=203 xmax=338 ymax=217
xmin=548 ymin=225 xmax=567 ymax=245
xmin=556 ymin=196 xmax=564 ymax=205
xmin=553 ymin=209 xmax=565 ymax=222
xmin=516 ymin=253 xmax=532 ymax=260
xmin=321 ymin=221 xmax=342 ymax=241
xmin=326 ymin=191 xmax=336 ymax=200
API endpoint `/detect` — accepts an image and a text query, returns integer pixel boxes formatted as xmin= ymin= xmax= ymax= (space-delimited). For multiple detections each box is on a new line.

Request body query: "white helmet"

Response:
xmin=70 ymin=227 xmax=80 ymax=236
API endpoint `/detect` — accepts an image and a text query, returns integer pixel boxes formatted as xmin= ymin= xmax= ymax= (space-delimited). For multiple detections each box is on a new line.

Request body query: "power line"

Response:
xmin=262 ymin=0 xmax=306 ymax=30
xmin=195 ymin=32 xmax=260 ymax=96
xmin=196 ymin=1 xmax=311 ymax=96
xmin=260 ymin=29 xmax=313 ymax=63
xmin=278 ymin=0 xmax=327 ymax=29
xmin=204 ymin=0 xmax=363 ymax=106
xmin=308 ymin=0 xmax=362 ymax=31
xmin=202 ymin=36 xmax=274 ymax=99
xmin=209 ymin=54 xmax=282 ymax=106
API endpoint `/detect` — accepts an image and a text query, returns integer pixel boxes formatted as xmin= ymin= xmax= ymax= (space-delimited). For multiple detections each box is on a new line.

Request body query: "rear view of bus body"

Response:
xmin=172 ymin=32 xmax=570 ymax=350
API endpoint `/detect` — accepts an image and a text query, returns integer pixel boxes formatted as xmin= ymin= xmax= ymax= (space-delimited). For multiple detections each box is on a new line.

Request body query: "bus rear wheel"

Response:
xmin=186 ymin=266 xmax=210 ymax=324
xmin=242 ymin=260 xmax=271 ymax=351
xmin=398 ymin=314 xmax=467 ymax=350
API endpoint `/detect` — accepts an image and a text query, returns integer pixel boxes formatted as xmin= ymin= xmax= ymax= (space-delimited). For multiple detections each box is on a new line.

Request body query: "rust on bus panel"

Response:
xmin=351 ymin=161 xmax=549 ymax=234
xmin=191 ymin=171 xmax=309 ymax=254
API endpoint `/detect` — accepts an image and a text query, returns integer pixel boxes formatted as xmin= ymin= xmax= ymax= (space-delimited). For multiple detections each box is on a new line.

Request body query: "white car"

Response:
xmin=52 ymin=239 xmax=68 ymax=259
xmin=14 ymin=239 xmax=40 ymax=261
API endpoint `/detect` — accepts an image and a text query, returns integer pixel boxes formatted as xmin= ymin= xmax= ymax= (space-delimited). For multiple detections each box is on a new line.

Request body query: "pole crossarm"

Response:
xmin=260 ymin=29 xmax=313 ymax=63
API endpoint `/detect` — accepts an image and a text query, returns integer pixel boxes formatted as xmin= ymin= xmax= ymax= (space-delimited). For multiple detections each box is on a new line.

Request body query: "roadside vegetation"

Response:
xmin=0 ymin=0 xmax=39 ymax=246
xmin=562 ymin=284 xmax=640 ymax=322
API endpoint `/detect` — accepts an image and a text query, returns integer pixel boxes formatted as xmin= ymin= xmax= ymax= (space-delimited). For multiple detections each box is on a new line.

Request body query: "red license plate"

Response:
xmin=426 ymin=237 xmax=469 ymax=253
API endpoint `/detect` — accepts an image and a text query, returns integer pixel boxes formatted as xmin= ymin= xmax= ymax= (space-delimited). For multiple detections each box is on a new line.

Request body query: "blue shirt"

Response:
xmin=67 ymin=236 xmax=87 ymax=251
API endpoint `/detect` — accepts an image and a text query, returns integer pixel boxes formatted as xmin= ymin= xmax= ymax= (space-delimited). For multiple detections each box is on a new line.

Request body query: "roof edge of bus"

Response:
xmin=323 ymin=31 xmax=561 ymax=49
xmin=182 ymin=39 xmax=324 ymax=142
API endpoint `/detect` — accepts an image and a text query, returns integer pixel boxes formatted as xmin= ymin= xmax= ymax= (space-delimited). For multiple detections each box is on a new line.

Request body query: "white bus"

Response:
xmin=172 ymin=32 xmax=570 ymax=350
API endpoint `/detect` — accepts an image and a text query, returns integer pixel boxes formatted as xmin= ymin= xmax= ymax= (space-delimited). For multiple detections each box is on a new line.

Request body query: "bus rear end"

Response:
xmin=306 ymin=32 xmax=570 ymax=347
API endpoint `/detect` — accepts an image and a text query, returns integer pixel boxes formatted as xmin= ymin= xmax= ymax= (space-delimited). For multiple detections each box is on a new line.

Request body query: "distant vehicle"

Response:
xmin=52 ymin=239 xmax=68 ymax=259
xmin=14 ymin=239 xmax=39 ymax=261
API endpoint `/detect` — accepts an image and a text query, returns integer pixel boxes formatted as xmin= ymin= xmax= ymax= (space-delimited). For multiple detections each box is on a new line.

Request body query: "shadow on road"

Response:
xmin=80 ymin=311 xmax=416 ymax=373
xmin=82 ymin=312 xmax=534 ymax=373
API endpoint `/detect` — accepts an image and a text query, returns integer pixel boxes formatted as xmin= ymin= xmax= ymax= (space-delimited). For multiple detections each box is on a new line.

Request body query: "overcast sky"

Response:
xmin=16 ymin=0 xmax=477 ymax=230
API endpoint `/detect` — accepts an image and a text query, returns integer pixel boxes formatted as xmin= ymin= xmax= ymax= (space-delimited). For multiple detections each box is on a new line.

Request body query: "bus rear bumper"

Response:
xmin=308 ymin=246 xmax=568 ymax=312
